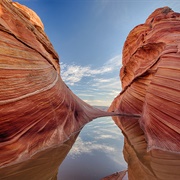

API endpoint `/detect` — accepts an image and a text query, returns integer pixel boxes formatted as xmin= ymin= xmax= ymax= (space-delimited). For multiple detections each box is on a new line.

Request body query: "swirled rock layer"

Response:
xmin=0 ymin=0 xmax=114 ymax=170
xmin=109 ymin=6 xmax=180 ymax=180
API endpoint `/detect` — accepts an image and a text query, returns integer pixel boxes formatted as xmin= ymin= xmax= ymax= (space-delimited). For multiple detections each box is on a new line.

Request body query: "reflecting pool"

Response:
xmin=58 ymin=117 xmax=127 ymax=180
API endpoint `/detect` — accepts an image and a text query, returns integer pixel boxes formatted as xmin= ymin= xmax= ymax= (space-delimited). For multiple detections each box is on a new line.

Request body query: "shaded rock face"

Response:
xmin=0 ymin=0 xmax=115 ymax=174
xmin=109 ymin=7 xmax=180 ymax=180
xmin=0 ymin=133 xmax=79 ymax=180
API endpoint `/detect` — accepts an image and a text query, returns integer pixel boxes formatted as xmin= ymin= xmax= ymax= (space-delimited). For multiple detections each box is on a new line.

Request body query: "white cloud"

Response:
xmin=68 ymin=137 xmax=116 ymax=158
xmin=60 ymin=55 xmax=122 ymax=106
xmin=83 ymin=99 xmax=112 ymax=106
xmin=93 ymin=78 xmax=114 ymax=83
xmin=60 ymin=55 xmax=122 ymax=86
xmin=60 ymin=65 xmax=91 ymax=85
xmin=94 ymin=134 xmax=117 ymax=140
xmin=104 ymin=55 xmax=122 ymax=68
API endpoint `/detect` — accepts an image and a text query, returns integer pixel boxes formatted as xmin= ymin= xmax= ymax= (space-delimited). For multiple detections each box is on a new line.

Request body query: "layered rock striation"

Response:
xmin=0 ymin=0 xmax=116 ymax=171
xmin=1 ymin=1 xmax=180 ymax=180
xmin=109 ymin=6 xmax=180 ymax=180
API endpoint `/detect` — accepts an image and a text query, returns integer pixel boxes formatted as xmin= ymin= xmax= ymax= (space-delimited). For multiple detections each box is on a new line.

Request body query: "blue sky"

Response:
xmin=16 ymin=0 xmax=180 ymax=106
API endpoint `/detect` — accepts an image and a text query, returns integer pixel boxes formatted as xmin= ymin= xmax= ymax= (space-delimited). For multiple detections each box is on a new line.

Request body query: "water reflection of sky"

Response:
xmin=58 ymin=117 xmax=127 ymax=180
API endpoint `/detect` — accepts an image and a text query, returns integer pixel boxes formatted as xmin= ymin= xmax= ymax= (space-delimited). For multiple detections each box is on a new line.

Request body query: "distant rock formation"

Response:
xmin=0 ymin=0 xmax=115 ymax=173
xmin=108 ymin=6 xmax=180 ymax=180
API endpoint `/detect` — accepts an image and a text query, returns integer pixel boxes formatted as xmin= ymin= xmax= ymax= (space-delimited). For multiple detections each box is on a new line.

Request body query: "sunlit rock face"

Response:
xmin=0 ymin=0 xmax=113 ymax=175
xmin=109 ymin=7 xmax=180 ymax=180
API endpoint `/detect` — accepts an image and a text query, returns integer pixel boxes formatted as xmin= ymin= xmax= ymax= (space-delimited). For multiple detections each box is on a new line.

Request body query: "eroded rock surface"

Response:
xmin=109 ymin=6 xmax=180 ymax=180
xmin=0 ymin=0 xmax=115 ymax=173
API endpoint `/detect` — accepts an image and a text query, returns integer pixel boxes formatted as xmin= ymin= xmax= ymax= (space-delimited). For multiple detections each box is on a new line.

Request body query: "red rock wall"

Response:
xmin=109 ymin=6 xmax=180 ymax=180
xmin=0 ymin=0 xmax=113 ymax=168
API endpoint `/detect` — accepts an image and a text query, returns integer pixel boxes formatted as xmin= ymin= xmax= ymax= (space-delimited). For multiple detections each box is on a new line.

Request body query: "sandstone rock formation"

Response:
xmin=1 ymin=1 xmax=180 ymax=180
xmin=109 ymin=6 xmax=180 ymax=180
xmin=0 ymin=0 xmax=117 ymax=176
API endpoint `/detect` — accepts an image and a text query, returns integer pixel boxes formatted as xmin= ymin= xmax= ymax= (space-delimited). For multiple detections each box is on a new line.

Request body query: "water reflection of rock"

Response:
xmin=0 ymin=133 xmax=79 ymax=180
xmin=112 ymin=116 xmax=180 ymax=180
